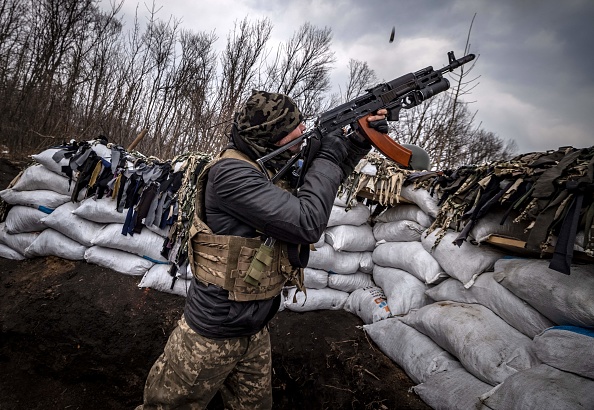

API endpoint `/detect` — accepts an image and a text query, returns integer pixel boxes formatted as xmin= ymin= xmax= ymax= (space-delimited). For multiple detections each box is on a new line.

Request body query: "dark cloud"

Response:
xmin=115 ymin=0 xmax=594 ymax=152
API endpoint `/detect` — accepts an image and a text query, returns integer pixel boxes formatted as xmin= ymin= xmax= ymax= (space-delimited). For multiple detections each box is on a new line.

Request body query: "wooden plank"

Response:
xmin=485 ymin=234 xmax=594 ymax=263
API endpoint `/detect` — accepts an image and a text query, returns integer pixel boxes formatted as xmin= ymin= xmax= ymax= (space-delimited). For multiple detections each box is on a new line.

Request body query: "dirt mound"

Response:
xmin=0 ymin=159 xmax=429 ymax=409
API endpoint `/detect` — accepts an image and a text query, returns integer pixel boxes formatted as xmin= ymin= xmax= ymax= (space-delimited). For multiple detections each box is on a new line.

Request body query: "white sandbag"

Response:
xmin=72 ymin=197 xmax=127 ymax=224
xmin=359 ymin=251 xmax=374 ymax=273
xmin=399 ymin=184 xmax=440 ymax=219
xmin=41 ymin=202 xmax=102 ymax=247
xmin=303 ymin=267 xmax=328 ymax=289
xmin=0 ymin=243 xmax=25 ymax=260
xmin=372 ymin=242 xmax=447 ymax=284
xmin=90 ymin=141 xmax=112 ymax=160
xmin=0 ymin=188 xmax=70 ymax=210
xmin=374 ymin=204 xmax=433 ymax=227
xmin=372 ymin=220 xmax=424 ymax=242
xmin=469 ymin=209 xmax=532 ymax=243
xmin=363 ymin=318 xmax=462 ymax=384
xmin=425 ymin=273 xmax=554 ymax=338
xmin=31 ymin=148 xmax=70 ymax=176
xmin=373 ymin=265 xmax=429 ymax=316
xmin=307 ymin=243 xmax=362 ymax=274
xmin=91 ymin=223 xmax=167 ymax=263
xmin=401 ymin=301 xmax=539 ymax=386
xmin=313 ymin=233 xmax=325 ymax=249
xmin=84 ymin=246 xmax=154 ymax=276
xmin=493 ymin=258 xmax=594 ymax=328
xmin=327 ymin=203 xmax=370 ymax=227
xmin=532 ymin=326 xmax=594 ymax=379
xmin=11 ymin=164 xmax=74 ymax=195
xmin=325 ymin=224 xmax=375 ymax=252
xmin=0 ymin=223 xmax=39 ymax=254
xmin=413 ymin=367 xmax=493 ymax=410
xmin=138 ymin=264 xmax=190 ymax=296
xmin=31 ymin=141 xmax=111 ymax=174
xmin=344 ymin=286 xmax=391 ymax=324
xmin=328 ymin=271 xmax=374 ymax=292
xmin=4 ymin=206 xmax=48 ymax=233
xmin=144 ymin=223 xmax=170 ymax=237
xmin=479 ymin=364 xmax=594 ymax=410
xmin=421 ymin=229 xmax=505 ymax=287
xmin=284 ymin=287 xmax=349 ymax=312
xmin=25 ymin=229 xmax=87 ymax=260
xmin=278 ymin=290 xmax=286 ymax=312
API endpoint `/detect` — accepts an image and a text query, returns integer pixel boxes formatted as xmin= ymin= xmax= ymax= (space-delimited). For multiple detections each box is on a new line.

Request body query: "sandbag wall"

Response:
xmin=283 ymin=179 xmax=594 ymax=409
xmin=282 ymin=198 xmax=382 ymax=319
xmin=0 ymin=140 xmax=203 ymax=297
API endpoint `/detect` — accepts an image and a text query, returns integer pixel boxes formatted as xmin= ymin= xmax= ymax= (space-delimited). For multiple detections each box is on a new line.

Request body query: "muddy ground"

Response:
xmin=0 ymin=158 xmax=430 ymax=410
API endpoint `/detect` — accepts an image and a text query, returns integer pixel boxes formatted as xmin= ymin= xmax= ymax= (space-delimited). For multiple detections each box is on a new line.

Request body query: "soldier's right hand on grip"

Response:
xmin=316 ymin=129 xmax=370 ymax=181
xmin=315 ymin=129 xmax=350 ymax=166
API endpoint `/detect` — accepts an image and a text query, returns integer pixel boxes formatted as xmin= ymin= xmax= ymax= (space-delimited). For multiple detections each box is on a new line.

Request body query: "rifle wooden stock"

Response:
xmin=357 ymin=115 xmax=412 ymax=168
xmin=127 ymin=128 xmax=148 ymax=151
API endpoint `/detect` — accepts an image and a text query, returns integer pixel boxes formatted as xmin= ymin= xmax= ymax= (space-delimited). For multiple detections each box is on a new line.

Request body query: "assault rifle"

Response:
xmin=256 ymin=51 xmax=475 ymax=184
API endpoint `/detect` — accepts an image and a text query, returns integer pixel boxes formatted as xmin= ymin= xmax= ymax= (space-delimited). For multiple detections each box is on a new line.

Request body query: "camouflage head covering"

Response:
xmin=233 ymin=90 xmax=304 ymax=168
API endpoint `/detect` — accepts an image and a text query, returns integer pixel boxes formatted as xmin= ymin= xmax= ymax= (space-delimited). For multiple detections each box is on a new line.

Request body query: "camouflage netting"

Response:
xmin=0 ymin=139 xmax=211 ymax=275
xmin=1 ymin=141 xmax=593 ymax=270
xmin=341 ymin=146 xmax=594 ymax=260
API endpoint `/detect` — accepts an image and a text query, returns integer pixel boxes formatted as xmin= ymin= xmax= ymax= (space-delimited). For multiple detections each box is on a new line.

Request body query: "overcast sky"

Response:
xmin=108 ymin=0 xmax=594 ymax=154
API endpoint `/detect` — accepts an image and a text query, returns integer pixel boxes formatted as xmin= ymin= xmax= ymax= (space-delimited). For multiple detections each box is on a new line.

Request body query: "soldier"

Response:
xmin=137 ymin=90 xmax=387 ymax=409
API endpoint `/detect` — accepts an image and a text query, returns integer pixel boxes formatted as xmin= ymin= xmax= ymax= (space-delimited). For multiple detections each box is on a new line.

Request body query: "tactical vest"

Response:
xmin=187 ymin=149 xmax=304 ymax=302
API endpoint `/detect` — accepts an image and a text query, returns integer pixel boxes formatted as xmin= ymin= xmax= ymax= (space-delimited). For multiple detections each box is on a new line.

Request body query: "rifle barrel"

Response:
xmin=440 ymin=53 xmax=475 ymax=73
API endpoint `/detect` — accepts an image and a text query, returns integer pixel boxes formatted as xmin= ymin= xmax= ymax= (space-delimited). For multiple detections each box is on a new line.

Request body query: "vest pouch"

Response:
xmin=190 ymin=232 xmax=287 ymax=302
xmin=229 ymin=245 xmax=285 ymax=301
xmin=244 ymin=242 xmax=275 ymax=286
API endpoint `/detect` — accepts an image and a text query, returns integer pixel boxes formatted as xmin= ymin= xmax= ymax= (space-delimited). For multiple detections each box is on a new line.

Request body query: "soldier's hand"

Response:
xmin=350 ymin=109 xmax=389 ymax=149
xmin=316 ymin=128 xmax=350 ymax=166
xmin=367 ymin=108 xmax=389 ymax=134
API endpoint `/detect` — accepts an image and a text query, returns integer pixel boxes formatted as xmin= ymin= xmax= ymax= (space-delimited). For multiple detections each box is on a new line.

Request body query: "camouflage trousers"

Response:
xmin=136 ymin=315 xmax=272 ymax=410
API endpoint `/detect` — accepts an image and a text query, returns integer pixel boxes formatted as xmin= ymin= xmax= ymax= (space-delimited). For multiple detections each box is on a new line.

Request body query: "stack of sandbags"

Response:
xmin=0 ymin=148 xmax=98 ymax=260
xmin=0 ymin=141 xmax=191 ymax=297
xmin=371 ymin=203 xmax=440 ymax=317
xmin=480 ymin=258 xmax=594 ymax=408
xmin=356 ymin=196 xmax=477 ymax=407
xmin=365 ymin=299 xmax=541 ymax=409
xmin=363 ymin=318 xmax=493 ymax=409
xmin=284 ymin=200 xmax=391 ymax=323
xmin=365 ymin=256 xmax=594 ymax=409
xmin=478 ymin=325 xmax=594 ymax=409
xmin=360 ymin=191 xmax=506 ymax=408
xmin=361 ymin=194 xmax=555 ymax=409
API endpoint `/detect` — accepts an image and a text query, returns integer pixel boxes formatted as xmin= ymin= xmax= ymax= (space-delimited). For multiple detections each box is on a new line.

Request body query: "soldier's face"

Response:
xmin=275 ymin=123 xmax=306 ymax=153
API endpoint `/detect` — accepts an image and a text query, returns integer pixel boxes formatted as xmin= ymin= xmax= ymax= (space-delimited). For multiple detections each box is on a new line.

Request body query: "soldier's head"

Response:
xmin=233 ymin=90 xmax=304 ymax=163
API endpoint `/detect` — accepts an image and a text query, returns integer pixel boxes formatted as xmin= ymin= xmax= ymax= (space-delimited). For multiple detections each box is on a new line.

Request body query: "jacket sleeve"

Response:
xmin=208 ymin=157 xmax=343 ymax=244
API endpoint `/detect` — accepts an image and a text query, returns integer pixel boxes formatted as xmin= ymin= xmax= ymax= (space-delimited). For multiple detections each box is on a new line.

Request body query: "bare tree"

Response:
xmin=214 ymin=17 xmax=272 ymax=146
xmin=341 ymin=59 xmax=377 ymax=102
xmin=0 ymin=3 xmax=512 ymax=168
xmin=262 ymin=23 xmax=336 ymax=119
xmin=164 ymin=29 xmax=218 ymax=155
